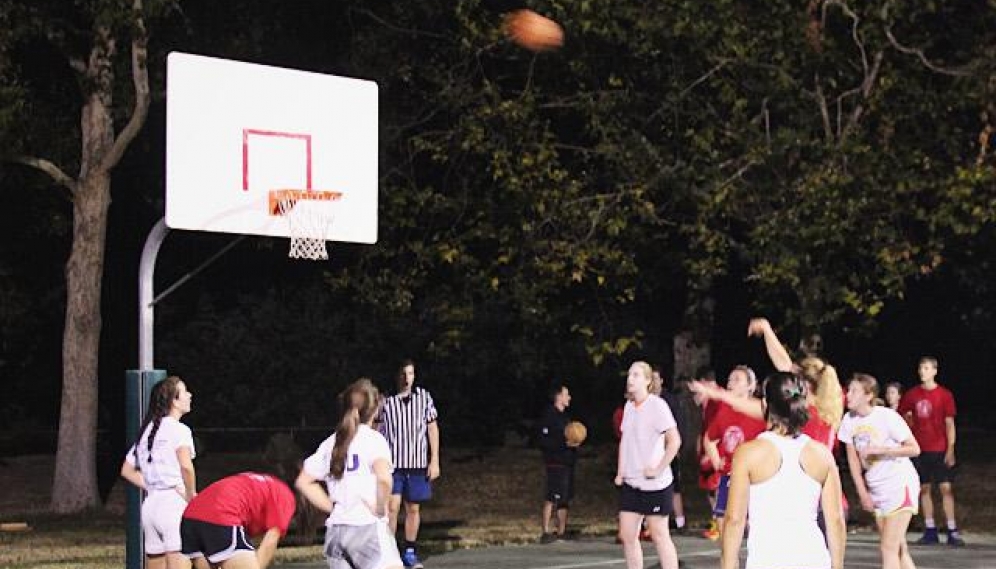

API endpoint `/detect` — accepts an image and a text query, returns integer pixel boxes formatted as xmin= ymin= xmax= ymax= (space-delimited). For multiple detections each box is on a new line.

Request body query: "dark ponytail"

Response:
xmin=330 ymin=378 xmax=381 ymax=479
xmin=763 ymin=372 xmax=810 ymax=436
xmin=133 ymin=376 xmax=183 ymax=465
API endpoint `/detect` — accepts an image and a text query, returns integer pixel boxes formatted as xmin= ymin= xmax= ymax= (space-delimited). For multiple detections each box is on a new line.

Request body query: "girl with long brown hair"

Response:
xmin=120 ymin=376 xmax=197 ymax=569
xmin=297 ymin=378 xmax=403 ymax=569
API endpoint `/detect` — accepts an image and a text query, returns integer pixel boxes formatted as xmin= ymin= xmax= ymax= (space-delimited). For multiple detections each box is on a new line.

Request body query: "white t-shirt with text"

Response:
xmin=838 ymin=406 xmax=915 ymax=488
xmin=303 ymin=424 xmax=394 ymax=526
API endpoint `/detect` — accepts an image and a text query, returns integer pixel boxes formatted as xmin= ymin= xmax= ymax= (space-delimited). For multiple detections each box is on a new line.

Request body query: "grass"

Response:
xmin=3 ymin=431 xmax=996 ymax=568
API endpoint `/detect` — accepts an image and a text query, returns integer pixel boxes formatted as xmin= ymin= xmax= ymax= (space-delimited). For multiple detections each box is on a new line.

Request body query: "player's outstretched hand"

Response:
xmin=747 ymin=318 xmax=772 ymax=337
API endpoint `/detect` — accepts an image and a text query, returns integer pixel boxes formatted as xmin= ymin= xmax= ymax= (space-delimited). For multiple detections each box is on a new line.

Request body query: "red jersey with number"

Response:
xmin=705 ymin=401 xmax=766 ymax=475
xmin=183 ymin=472 xmax=296 ymax=537
xmin=898 ymin=384 xmax=956 ymax=452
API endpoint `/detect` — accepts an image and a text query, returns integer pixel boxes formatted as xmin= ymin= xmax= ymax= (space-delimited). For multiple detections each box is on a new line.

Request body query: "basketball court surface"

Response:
xmin=275 ymin=531 xmax=996 ymax=569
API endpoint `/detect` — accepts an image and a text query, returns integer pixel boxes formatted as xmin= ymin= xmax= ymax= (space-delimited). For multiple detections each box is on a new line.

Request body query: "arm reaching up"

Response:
xmin=748 ymin=318 xmax=793 ymax=372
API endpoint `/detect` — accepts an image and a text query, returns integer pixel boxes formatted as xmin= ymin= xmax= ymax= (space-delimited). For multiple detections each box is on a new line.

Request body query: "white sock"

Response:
xmin=675 ymin=516 xmax=686 ymax=528
xmin=925 ymin=518 xmax=936 ymax=529
xmin=948 ymin=521 xmax=958 ymax=531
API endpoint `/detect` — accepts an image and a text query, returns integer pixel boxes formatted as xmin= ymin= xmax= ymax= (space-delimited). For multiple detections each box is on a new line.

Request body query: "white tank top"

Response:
xmin=745 ymin=432 xmax=830 ymax=569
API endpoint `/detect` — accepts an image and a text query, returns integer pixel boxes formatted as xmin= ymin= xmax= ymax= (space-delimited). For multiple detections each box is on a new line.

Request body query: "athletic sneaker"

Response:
xmin=702 ymin=519 xmax=720 ymax=541
xmin=540 ymin=532 xmax=557 ymax=544
xmin=947 ymin=529 xmax=966 ymax=547
xmin=402 ymin=547 xmax=424 ymax=569
xmin=916 ymin=528 xmax=940 ymax=545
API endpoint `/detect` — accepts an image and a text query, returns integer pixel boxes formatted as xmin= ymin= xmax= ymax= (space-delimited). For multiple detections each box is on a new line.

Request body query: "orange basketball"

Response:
xmin=565 ymin=420 xmax=587 ymax=446
xmin=504 ymin=9 xmax=564 ymax=52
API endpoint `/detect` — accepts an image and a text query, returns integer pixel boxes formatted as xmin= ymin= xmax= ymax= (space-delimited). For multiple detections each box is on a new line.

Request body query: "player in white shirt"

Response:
xmin=297 ymin=378 xmax=403 ymax=569
xmin=722 ymin=372 xmax=845 ymax=569
xmin=614 ymin=361 xmax=681 ymax=569
xmin=838 ymin=373 xmax=921 ymax=569
xmin=120 ymin=376 xmax=197 ymax=569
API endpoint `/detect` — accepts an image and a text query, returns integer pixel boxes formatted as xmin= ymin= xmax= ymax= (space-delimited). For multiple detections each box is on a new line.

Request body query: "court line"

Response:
xmin=515 ymin=549 xmax=719 ymax=569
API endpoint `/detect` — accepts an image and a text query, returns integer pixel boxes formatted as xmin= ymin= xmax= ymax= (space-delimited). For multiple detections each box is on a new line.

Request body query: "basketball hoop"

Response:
xmin=269 ymin=189 xmax=342 ymax=260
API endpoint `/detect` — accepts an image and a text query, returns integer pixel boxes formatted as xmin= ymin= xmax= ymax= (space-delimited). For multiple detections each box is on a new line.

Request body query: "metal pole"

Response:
xmin=127 ymin=217 xmax=170 ymax=569
xmin=139 ymin=218 xmax=170 ymax=370
xmin=128 ymin=218 xmax=243 ymax=569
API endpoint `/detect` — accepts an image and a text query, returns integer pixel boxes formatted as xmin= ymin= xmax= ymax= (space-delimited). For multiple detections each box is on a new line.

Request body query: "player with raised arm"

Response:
xmin=697 ymin=366 xmax=767 ymax=537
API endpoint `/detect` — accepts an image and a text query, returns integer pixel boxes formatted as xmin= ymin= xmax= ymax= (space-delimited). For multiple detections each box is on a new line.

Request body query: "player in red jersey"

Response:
xmin=180 ymin=472 xmax=296 ymax=569
xmin=700 ymin=366 xmax=767 ymax=537
xmin=898 ymin=356 xmax=963 ymax=546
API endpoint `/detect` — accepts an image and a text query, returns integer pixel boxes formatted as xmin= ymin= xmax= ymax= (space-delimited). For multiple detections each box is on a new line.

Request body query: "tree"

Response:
xmin=1 ymin=0 xmax=153 ymax=512
xmin=677 ymin=0 xmax=996 ymax=336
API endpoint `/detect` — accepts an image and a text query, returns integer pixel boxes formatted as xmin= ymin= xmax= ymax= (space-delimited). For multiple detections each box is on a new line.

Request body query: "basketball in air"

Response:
xmin=564 ymin=421 xmax=587 ymax=447
xmin=504 ymin=9 xmax=564 ymax=52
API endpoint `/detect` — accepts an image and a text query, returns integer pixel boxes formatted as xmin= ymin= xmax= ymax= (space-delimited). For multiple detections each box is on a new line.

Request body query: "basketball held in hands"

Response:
xmin=504 ymin=9 xmax=564 ymax=52
xmin=565 ymin=421 xmax=587 ymax=447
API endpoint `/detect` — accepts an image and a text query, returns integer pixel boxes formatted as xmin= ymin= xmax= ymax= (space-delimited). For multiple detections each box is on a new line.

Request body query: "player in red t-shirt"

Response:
xmin=898 ymin=356 xmax=963 ymax=546
xmin=701 ymin=366 xmax=767 ymax=537
xmin=181 ymin=472 xmax=297 ymax=569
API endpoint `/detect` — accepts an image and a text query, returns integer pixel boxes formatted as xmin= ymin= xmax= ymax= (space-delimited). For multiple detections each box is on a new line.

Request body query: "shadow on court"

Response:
xmin=276 ymin=531 xmax=996 ymax=569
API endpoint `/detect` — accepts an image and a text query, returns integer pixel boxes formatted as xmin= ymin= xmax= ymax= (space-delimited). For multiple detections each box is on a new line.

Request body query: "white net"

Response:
xmin=276 ymin=195 xmax=336 ymax=260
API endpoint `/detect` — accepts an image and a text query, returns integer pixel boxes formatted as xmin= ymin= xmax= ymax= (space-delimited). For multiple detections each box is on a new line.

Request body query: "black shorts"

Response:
xmin=180 ymin=518 xmax=254 ymax=564
xmin=912 ymin=451 xmax=957 ymax=484
xmin=545 ymin=464 xmax=575 ymax=506
xmin=619 ymin=483 xmax=674 ymax=517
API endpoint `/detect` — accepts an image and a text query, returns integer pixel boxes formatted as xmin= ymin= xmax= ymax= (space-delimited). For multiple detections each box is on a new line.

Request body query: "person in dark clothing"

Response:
xmin=537 ymin=382 xmax=578 ymax=542
xmin=654 ymin=369 xmax=688 ymax=534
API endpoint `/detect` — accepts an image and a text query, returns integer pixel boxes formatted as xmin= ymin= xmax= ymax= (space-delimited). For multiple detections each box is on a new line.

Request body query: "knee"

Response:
xmin=919 ymin=485 xmax=932 ymax=498
xmin=618 ymin=531 xmax=638 ymax=546
xmin=407 ymin=503 xmax=421 ymax=516
xmin=879 ymin=540 xmax=901 ymax=556
xmin=939 ymin=483 xmax=954 ymax=497
xmin=388 ymin=500 xmax=401 ymax=515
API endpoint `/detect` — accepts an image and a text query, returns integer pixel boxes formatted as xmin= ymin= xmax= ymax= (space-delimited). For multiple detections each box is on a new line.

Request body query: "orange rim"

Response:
xmin=269 ymin=189 xmax=342 ymax=215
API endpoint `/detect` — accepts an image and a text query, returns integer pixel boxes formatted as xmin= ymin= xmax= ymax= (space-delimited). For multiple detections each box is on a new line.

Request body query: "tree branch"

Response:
xmin=101 ymin=0 xmax=150 ymax=171
xmin=824 ymin=1 xmax=868 ymax=79
xmin=645 ymin=60 xmax=729 ymax=125
xmin=840 ymin=51 xmax=883 ymax=145
xmin=813 ymin=78 xmax=834 ymax=143
xmin=881 ymin=3 xmax=972 ymax=77
xmin=10 ymin=155 xmax=78 ymax=194
xmin=351 ymin=7 xmax=450 ymax=41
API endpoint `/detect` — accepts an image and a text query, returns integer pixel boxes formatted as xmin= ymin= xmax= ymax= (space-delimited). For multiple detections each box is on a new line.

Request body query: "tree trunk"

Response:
xmin=51 ymin=172 xmax=111 ymax=512
xmin=672 ymin=295 xmax=714 ymax=380
xmin=51 ymin=52 xmax=116 ymax=512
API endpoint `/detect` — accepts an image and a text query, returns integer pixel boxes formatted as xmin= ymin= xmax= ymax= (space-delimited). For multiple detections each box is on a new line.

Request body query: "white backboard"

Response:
xmin=165 ymin=52 xmax=379 ymax=244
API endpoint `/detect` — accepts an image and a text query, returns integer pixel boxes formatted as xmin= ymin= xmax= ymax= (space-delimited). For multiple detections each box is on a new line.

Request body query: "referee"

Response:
xmin=380 ymin=359 xmax=440 ymax=569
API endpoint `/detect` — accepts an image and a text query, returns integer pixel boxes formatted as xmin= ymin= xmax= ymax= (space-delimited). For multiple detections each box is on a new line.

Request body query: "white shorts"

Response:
xmin=870 ymin=469 xmax=920 ymax=518
xmin=142 ymin=488 xmax=188 ymax=554
xmin=324 ymin=520 xmax=402 ymax=569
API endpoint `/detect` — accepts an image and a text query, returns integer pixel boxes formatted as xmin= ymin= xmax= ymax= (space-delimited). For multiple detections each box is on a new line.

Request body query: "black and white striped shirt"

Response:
xmin=378 ymin=386 xmax=439 ymax=469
